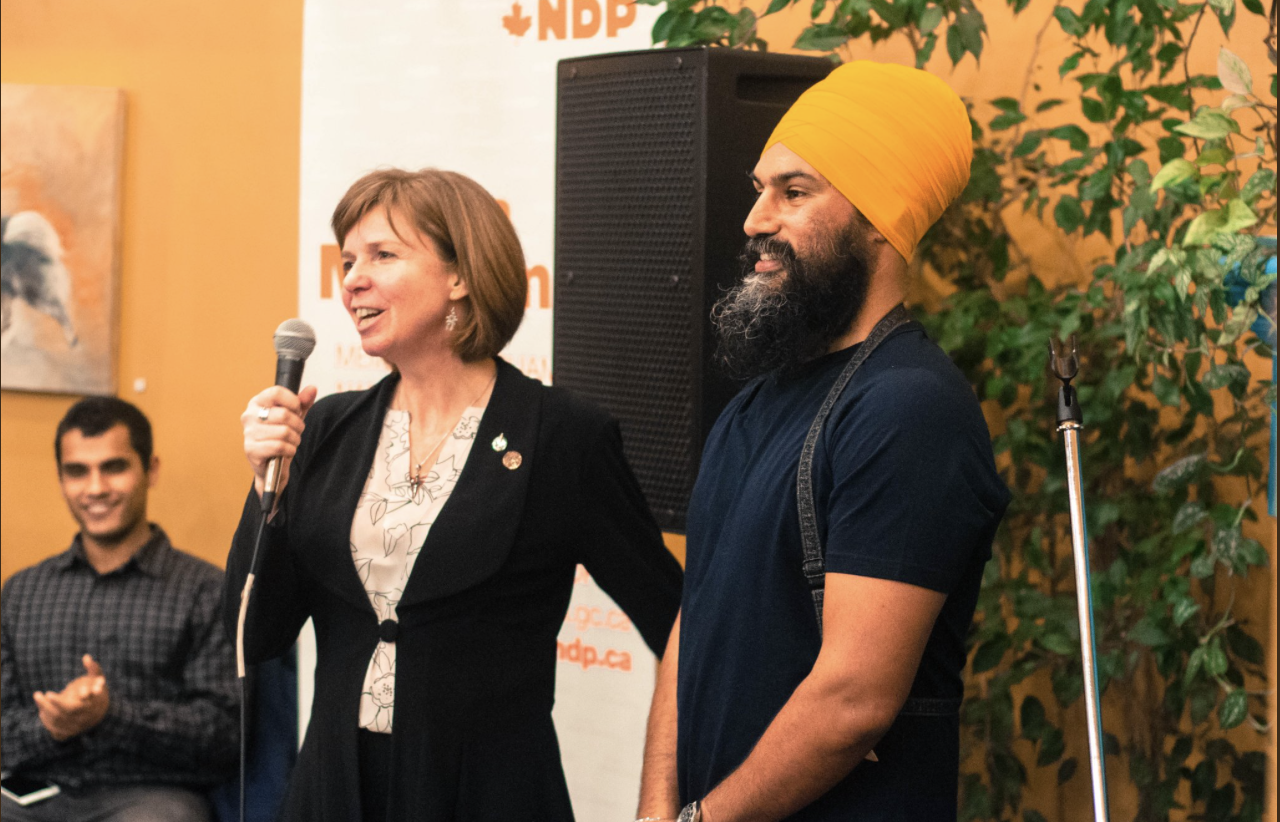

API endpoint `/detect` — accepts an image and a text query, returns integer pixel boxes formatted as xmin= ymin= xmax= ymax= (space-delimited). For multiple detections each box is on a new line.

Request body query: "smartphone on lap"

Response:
xmin=1 ymin=773 xmax=62 ymax=806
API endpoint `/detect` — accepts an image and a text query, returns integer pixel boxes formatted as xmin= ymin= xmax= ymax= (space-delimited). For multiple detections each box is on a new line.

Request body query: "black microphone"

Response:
xmin=260 ymin=318 xmax=316 ymax=513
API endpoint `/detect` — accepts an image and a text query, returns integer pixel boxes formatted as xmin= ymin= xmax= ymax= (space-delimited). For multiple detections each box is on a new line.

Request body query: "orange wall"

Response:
xmin=1 ymin=0 xmax=304 ymax=578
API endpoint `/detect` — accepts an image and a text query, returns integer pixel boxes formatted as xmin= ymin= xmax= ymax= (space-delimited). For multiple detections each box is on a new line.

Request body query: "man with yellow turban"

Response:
xmin=638 ymin=61 xmax=1010 ymax=822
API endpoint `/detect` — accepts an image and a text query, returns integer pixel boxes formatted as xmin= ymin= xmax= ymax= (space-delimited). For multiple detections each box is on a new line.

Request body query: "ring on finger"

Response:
xmin=257 ymin=406 xmax=270 ymax=422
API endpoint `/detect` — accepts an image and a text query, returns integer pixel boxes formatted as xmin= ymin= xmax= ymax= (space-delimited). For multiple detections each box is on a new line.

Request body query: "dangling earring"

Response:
xmin=445 ymin=306 xmax=458 ymax=331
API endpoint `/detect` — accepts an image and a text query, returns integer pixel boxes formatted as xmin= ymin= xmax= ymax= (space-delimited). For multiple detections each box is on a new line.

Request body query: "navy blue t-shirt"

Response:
xmin=677 ymin=322 xmax=1010 ymax=820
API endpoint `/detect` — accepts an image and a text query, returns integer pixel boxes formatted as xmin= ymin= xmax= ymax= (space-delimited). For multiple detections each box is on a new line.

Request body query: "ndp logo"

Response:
xmin=502 ymin=0 xmax=637 ymax=40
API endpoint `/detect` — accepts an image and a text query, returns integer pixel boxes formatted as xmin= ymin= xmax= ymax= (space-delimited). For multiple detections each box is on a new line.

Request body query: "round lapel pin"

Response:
xmin=502 ymin=451 xmax=522 ymax=470
xmin=491 ymin=433 xmax=508 ymax=451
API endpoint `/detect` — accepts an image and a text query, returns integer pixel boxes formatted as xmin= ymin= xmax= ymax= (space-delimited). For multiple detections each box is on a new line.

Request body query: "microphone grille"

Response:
xmin=273 ymin=318 xmax=317 ymax=361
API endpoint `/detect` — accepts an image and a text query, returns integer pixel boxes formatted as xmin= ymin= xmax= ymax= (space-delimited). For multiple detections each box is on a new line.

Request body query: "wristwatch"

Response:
xmin=677 ymin=801 xmax=702 ymax=822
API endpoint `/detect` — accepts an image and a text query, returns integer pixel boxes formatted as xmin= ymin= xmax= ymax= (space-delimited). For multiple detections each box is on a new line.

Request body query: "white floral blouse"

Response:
xmin=351 ymin=405 xmax=483 ymax=733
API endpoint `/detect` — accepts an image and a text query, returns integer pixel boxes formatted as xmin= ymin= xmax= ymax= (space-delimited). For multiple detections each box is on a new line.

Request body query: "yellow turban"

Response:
xmin=763 ymin=61 xmax=972 ymax=262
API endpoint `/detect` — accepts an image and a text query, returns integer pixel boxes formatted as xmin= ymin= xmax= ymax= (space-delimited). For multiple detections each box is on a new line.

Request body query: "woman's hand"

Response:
xmin=241 ymin=385 xmax=318 ymax=499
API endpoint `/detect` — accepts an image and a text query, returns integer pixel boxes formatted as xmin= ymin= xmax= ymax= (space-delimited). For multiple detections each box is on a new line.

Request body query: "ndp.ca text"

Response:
xmin=556 ymin=637 xmax=632 ymax=672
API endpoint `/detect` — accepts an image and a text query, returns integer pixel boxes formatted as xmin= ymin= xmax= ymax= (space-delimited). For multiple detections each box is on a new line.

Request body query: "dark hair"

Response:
xmin=55 ymin=396 xmax=154 ymax=470
xmin=331 ymin=168 xmax=528 ymax=362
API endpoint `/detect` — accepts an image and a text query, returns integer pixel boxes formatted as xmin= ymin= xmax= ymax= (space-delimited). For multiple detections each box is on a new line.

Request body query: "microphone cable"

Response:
xmin=236 ymin=509 xmax=272 ymax=822
xmin=235 ymin=317 xmax=315 ymax=822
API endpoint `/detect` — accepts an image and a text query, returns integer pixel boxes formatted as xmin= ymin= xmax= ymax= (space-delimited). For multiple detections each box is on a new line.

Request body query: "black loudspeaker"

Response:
xmin=552 ymin=47 xmax=833 ymax=532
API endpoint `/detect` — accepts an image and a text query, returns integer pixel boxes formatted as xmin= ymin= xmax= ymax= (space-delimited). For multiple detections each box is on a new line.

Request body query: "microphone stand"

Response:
xmin=233 ymin=319 xmax=315 ymax=822
xmin=234 ymin=500 xmax=273 ymax=822
xmin=1049 ymin=336 xmax=1111 ymax=822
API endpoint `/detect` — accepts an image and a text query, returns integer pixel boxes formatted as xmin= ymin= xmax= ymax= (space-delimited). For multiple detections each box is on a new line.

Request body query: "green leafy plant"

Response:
xmin=639 ymin=1 xmax=1276 ymax=819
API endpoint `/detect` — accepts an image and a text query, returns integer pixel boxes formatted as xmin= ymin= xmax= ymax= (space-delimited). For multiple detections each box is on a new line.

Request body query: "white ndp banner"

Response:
xmin=295 ymin=1 xmax=665 ymax=818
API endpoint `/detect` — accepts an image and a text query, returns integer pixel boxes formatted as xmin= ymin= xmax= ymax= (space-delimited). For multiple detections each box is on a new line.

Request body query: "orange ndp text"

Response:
xmin=557 ymin=583 xmax=635 ymax=673
xmin=501 ymin=0 xmax=637 ymax=40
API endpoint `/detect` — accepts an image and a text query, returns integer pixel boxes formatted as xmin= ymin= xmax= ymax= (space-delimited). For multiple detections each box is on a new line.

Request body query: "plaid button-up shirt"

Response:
xmin=1 ymin=526 xmax=238 ymax=789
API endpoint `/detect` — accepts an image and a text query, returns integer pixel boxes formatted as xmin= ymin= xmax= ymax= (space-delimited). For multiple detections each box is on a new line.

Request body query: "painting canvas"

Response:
xmin=1 ymin=84 xmax=124 ymax=394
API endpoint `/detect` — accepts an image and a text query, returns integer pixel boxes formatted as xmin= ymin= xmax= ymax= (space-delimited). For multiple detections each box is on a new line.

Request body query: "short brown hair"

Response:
xmin=56 ymin=396 xmax=153 ymax=471
xmin=331 ymin=168 xmax=527 ymax=362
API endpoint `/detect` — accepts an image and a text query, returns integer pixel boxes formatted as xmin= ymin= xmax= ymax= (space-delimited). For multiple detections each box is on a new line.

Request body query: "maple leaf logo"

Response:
xmin=502 ymin=2 xmax=532 ymax=37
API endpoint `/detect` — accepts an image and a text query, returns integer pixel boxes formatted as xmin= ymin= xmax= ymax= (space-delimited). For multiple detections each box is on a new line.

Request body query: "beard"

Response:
xmin=79 ymin=515 xmax=145 ymax=546
xmin=69 ymin=492 xmax=149 ymax=548
xmin=711 ymin=220 xmax=872 ymax=380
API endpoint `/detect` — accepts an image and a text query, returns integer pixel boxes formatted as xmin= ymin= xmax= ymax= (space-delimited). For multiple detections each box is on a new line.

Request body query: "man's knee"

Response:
xmin=0 ymin=794 xmax=47 ymax=822
xmin=104 ymin=787 xmax=213 ymax=822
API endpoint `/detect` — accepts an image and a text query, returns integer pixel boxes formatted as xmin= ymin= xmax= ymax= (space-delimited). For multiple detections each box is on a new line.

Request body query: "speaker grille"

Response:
xmin=555 ymin=64 xmax=701 ymax=528
xmin=555 ymin=49 xmax=831 ymax=531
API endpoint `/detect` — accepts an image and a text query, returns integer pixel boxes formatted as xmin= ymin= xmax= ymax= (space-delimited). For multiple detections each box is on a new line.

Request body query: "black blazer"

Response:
xmin=223 ymin=358 xmax=683 ymax=821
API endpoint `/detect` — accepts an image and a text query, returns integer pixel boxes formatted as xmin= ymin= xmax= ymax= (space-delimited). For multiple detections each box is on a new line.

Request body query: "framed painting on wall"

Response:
xmin=1 ymin=83 xmax=124 ymax=395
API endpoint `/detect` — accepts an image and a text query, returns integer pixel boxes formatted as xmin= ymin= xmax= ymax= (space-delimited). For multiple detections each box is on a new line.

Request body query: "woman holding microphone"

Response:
xmin=224 ymin=168 xmax=682 ymax=821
